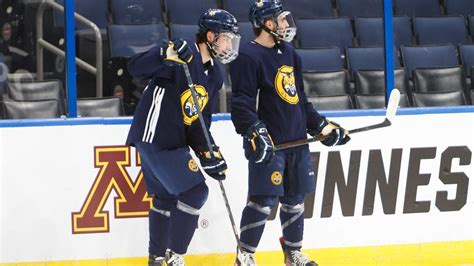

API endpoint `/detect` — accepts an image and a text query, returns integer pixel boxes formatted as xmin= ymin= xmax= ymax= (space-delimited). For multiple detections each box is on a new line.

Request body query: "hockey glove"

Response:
xmin=308 ymin=119 xmax=350 ymax=147
xmin=196 ymin=145 xmax=227 ymax=180
xmin=163 ymin=38 xmax=193 ymax=65
xmin=246 ymin=120 xmax=275 ymax=164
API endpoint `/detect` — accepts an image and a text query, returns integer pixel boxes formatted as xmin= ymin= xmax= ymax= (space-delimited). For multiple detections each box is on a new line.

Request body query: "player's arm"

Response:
xmin=230 ymin=53 xmax=274 ymax=163
xmin=127 ymin=39 xmax=192 ymax=81
xmin=295 ymin=53 xmax=350 ymax=146
xmin=127 ymin=45 xmax=169 ymax=80
xmin=229 ymin=53 xmax=260 ymax=135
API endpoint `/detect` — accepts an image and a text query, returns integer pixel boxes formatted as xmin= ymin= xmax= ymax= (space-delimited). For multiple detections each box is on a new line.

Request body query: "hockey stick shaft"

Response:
xmin=275 ymin=89 xmax=400 ymax=151
xmin=182 ymin=63 xmax=242 ymax=251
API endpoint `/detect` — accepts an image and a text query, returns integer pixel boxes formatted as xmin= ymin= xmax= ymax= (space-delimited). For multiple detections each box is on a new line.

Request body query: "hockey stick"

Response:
xmin=274 ymin=88 xmax=401 ymax=151
xmin=180 ymin=61 xmax=242 ymax=251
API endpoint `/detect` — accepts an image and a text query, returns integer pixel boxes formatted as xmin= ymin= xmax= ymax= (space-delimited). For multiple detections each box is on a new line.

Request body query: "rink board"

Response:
xmin=0 ymin=111 xmax=473 ymax=265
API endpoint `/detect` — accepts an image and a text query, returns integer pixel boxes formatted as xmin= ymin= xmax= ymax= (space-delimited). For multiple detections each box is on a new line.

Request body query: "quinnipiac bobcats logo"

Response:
xmin=188 ymin=159 xmax=199 ymax=172
xmin=274 ymin=65 xmax=299 ymax=105
xmin=180 ymin=85 xmax=209 ymax=125
xmin=270 ymin=171 xmax=283 ymax=185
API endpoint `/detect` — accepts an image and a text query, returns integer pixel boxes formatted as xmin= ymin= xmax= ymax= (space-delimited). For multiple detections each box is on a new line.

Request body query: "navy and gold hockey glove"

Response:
xmin=163 ymin=38 xmax=193 ymax=65
xmin=246 ymin=120 xmax=275 ymax=164
xmin=197 ymin=145 xmax=227 ymax=180
xmin=308 ymin=119 xmax=350 ymax=147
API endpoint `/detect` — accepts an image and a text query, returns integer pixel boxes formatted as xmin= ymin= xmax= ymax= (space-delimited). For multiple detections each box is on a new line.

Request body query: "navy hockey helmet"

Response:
xmin=198 ymin=9 xmax=239 ymax=35
xmin=198 ymin=9 xmax=241 ymax=64
xmin=249 ymin=0 xmax=283 ymax=28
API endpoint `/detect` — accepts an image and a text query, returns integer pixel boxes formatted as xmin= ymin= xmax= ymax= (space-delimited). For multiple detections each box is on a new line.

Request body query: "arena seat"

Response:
xmin=401 ymin=44 xmax=459 ymax=79
xmin=222 ymin=0 xmax=255 ymax=21
xmin=108 ymin=23 xmax=166 ymax=58
xmin=413 ymin=66 xmax=466 ymax=93
xmin=337 ymin=0 xmax=384 ymax=19
xmin=297 ymin=17 xmax=354 ymax=52
xmin=393 ymin=0 xmax=442 ymax=16
xmin=413 ymin=16 xmax=469 ymax=46
xmin=295 ymin=47 xmax=343 ymax=72
xmin=307 ymin=94 xmax=354 ymax=110
xmin=355 ymin=68 xmax=408 ymax=94
xmin=110 ymin=0 xmax=163 ymax=25
xmin=470 ymin=16 xmax=474 ymax=36
xmin=169 ymin=24 xmax=199 ymax=40
xmin=1 ymin=99 xmax=62 ymax=119
xmin=355 ymin=16 xmax=413 ymax=48
xmin=238 ymin=22 xmax=255 ymax=43
xmin=164 ymin=0 xmax=218 ymax=24
xmin=460 ymin=44 xmax=474 ymax=78
xmin=6 ymin=80 xmax=66 ymax=115
xmin=355 ymin=93 xmax=411 ymax=109
xmin=284 ymin=0 xmax=334 ymax=18
xmin=54 ymin=0 xmax=108 ymax=30
xmin=445 ymin=0 xmax=474 ymax=16
xmin=303 ymin=70 xmax=351 ymax=96
xmin=412 ymin=91 xmax=467 ymax=107
xmin=346 ymin=47 xmax=401 ymax=79
xmin=77 ymin=97 xmax=125 ymax=117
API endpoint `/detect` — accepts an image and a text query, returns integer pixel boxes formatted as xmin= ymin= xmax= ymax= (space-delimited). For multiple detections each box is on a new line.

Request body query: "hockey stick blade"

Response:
xmin=274 ymin=89 xmax=401 ymax=151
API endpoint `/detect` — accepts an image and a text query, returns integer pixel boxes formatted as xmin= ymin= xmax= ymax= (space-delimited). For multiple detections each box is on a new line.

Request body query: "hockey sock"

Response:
xmin=149 ymin=195 xmax=176 ymax=256
xmin=169 ymin=182 xmax=209 ymax=254
xmin=239 ymin=195 xmax=278 ymax=252
xmin=279 ymin=194 xmax=305 ymax=250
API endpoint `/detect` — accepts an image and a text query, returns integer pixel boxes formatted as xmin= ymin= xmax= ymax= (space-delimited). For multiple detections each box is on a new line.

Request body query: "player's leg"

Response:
xmin=138 ymin=154 xmax=176 ymax=266
xmin=235 ymin=195 xmax=278 ymax=266
xmin=279 ymin=148 xmax=318 ymax=266
xmin=166 ymin=181 xmax=209 ymax=265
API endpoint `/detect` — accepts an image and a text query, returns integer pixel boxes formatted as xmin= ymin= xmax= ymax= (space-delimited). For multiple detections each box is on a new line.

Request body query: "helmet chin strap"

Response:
xmin=261 ymin=20 xmax=282 ymax=47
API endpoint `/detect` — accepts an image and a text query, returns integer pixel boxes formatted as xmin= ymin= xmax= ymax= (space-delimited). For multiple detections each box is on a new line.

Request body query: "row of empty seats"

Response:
xmin=51 ymin=0 xmax=474 ymax=26
xmin=307 ymin=90 xmax=473 ymax=110
xmin=0 ymin=80 xmax=125 ymax=119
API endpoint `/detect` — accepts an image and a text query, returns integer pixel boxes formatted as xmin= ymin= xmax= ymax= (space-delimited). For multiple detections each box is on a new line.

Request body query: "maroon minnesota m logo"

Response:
xmin=71 ymin=146 xmax=151 ymax=234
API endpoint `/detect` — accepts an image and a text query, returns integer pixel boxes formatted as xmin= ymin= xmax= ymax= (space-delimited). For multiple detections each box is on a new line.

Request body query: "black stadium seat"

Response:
xmin=413 ymin=66 xmax=466 ymax=93
xmin=77 ymin=97 xmax=125 ymax=117
xmin=169 ymin=24 xmax=199 ymax=40
xmin=238 ymin=22 xmax=255 ymax=43
xmin=307 ymin=95 xmax=354 ymax=110
xmin=412 ymin=91 xmax=467 ymax=107
xmin=297 ymin=18 xmax=354 ymax=52
xmin=284 ymin=0 xmax=334 ymax=18
xmin=401 ymin=44 xmax=459 ymax=79
xmin=337 ymin=0 xmax=384 ymax=19
xmin=355 ymin=16 xmax=413 ymax=49
xmin=346 ymin=47 xmax=401 ymax=79
xmin=222 ymin=0 xmax=255 ymax=21
xmin=296 ymin=47 xmax=343 ymax=72
xmin=303 ymin=70 xmax=351 ymax=96
xmin=6 ymin=80 xmax=66 ymax=115
xmin=1 ymin=99 xmax=62 ymax=119
xmin=413 ymin=16 xmax=470 ymax=46
xmin=393 ymin=0 xmax=442 ymax=16
xmin=110 ymin=0 xmax=163 ymax=25
xmin=164 ymin=0 xmax=218 ymax=24
xmin=445 ymin=0 xmax=474 ymax=16
xmin=108 ymin=24 xmax=166 ymax=58
xmin=355 ymin=69 xmax=408 ymax=94
xmin=355 ymin=93 xmax=411 ymax=109
xmin=460 ymin=45 xmax=474 ymax=78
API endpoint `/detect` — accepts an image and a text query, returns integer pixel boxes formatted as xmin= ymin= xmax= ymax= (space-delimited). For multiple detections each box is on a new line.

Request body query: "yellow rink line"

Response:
xmin=2 ymin=240 xmax=473 ymax=266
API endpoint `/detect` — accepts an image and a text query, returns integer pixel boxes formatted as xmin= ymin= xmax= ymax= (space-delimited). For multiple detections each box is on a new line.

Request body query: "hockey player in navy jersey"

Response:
xmin=125 ymin=9 xmax=240 ymax=266
xmin=230 ymin=1 xmax=350 ymax=265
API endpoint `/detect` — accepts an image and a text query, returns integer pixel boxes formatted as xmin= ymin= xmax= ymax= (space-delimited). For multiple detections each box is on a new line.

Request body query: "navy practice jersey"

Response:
xmin=230 ymin=41 xmax=324 ymax=144
xmin=126 ymin=42 xmax=222 ymax=151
